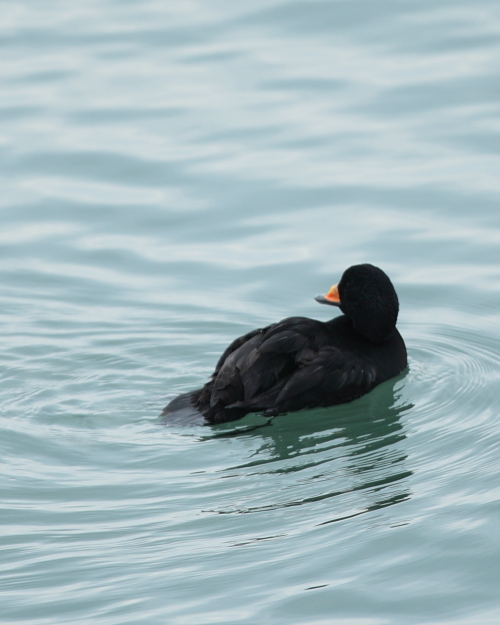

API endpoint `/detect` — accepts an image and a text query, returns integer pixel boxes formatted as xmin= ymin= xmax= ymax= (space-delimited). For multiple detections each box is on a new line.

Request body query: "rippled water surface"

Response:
xmin=2 ymin=1 xmax=500 ymax=623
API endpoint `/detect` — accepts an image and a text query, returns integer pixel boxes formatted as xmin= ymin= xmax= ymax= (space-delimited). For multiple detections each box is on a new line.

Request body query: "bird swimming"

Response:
xmin=162 ymin=264 xmax=407 ymax=424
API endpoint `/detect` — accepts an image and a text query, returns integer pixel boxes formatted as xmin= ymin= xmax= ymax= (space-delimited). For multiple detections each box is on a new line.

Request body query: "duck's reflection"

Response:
xmin=205 ymin=373 xmax=413 ymax=520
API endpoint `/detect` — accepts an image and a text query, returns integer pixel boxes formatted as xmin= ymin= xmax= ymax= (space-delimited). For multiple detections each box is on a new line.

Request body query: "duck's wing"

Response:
xmin=208 ymin=318 xmax=330 ymax=411
xmin=213 ymin=326 xmax=269 ymax=373
xmin=273 ymin=346 xmax=377 ymax=410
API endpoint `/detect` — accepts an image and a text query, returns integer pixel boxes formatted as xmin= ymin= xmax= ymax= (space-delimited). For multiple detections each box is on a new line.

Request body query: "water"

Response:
xmin=1 ymin=1 xmax=500 ymax=623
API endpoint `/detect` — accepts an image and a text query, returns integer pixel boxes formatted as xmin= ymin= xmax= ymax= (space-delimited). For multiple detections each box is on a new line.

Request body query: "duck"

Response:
xmin=161 ymin=264 xmax=407 ymax=424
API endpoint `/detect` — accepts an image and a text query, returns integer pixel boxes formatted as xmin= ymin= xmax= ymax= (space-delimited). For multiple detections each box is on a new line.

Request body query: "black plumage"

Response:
xmin=162 ymin=264 xmax=407 ymax=424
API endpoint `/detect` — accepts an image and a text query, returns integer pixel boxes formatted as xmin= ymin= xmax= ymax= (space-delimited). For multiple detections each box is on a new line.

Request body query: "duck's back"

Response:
xmin=163 ymin=314 xmax=406 ymax=424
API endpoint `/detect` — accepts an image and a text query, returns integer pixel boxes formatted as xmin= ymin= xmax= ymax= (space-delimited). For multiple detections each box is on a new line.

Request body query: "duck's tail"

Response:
xmin=160 ymin=391 xmax=206 ymax=426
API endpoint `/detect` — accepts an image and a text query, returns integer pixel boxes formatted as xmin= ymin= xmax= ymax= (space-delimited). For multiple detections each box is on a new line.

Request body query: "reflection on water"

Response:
xmin=203 ymin=374 xmax=412 ymax=521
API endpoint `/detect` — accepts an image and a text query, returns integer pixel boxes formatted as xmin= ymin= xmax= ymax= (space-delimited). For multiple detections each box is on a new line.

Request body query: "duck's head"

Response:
xmin=315 ymin=264 xmax=400 ymax=343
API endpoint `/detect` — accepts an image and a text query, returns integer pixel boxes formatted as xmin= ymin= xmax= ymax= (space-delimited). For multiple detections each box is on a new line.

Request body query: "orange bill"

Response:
xmin=324 ymin=284 xmax=340 ymax=304
xmin=314 ymin=283 xmax=341 ymax=307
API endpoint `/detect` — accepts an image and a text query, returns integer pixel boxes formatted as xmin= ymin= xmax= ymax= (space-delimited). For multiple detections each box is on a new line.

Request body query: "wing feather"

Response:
xmin=203 ymin=316 xmax=377 ymax=417
xmin=275 ymin=346 xmax=377 ymax=409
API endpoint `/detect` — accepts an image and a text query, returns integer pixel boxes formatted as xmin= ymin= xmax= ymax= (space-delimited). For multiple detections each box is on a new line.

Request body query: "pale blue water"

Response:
xmin=2 ymin=1 xmax=500 ymax=623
